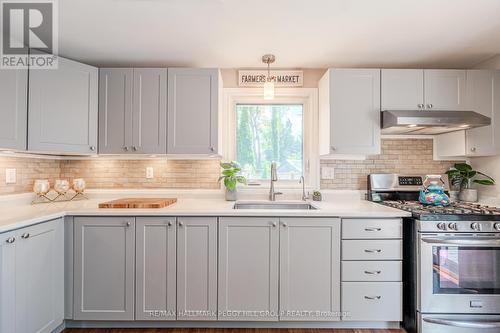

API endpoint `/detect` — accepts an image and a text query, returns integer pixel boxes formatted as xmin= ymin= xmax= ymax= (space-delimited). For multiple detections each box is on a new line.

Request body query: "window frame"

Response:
xmin=221 ymin=88 xmax=319 ymax=189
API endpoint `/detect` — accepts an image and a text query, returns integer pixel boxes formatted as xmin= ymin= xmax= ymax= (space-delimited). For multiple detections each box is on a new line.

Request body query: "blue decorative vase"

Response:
xmin=419 ymin=176 xmax=450 ymax=206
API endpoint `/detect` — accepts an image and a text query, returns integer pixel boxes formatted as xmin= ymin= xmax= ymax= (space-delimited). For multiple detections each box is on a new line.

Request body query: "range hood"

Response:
xmin=381 ymin=110 xmax=491 ymax=135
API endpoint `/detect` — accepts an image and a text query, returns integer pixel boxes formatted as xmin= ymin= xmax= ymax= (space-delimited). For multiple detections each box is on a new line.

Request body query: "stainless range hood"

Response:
xmin=381 ymin=110 xmax=491 ymax=135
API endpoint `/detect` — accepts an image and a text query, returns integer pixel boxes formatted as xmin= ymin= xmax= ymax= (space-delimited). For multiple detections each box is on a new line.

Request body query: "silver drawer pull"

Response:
xmin=364 ymin=249 xmax=382 ymax=253
xmin=364 ymin=227 xmax=381 ymax=232
xmin=364 ymin=296 xmax=381 ymax=300
xmin=364 ymin=270 xmax=382 ymax=275
xmin=6 ymin=237 xmax=15 ymax=244
xmin=21 ymin=233 xmax=30 ymax=239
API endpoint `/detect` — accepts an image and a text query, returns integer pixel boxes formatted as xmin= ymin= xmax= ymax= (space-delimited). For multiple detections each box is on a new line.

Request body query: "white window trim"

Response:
xmin=221 ymin=87 xmax=319 ymax=189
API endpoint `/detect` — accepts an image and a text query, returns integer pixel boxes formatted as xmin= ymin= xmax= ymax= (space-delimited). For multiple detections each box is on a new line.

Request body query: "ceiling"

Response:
xmin=59 ymin=0 xmax=500 ymax=68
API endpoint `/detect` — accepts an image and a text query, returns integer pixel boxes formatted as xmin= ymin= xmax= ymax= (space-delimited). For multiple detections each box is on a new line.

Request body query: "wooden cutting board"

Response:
xmin=98 ymin=198 xmax=177 ymax=209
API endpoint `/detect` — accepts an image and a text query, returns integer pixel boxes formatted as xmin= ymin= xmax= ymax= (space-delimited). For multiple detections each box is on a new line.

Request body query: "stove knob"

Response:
xmin=494 ymin=223 xmax=500 ymax=231
xmin=437 ymin=222 xmax=446 ymax=230
xmin=448 ymin=222 xmax=457 ymax=231
xmin=471 ymin=222 xmax=481 ymax=231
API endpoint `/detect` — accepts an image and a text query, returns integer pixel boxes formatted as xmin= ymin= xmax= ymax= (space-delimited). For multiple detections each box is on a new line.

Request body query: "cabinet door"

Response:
xmin=16 ymin=219 xmax=64 ymax=333
xmin=131 ymin=69 xmax=168 ymax=154
xmin=135 ymin=217 xmax=176 ymax=320
xmin=167 ymin=68 xmax=218 ymax=154
xmin=177 ymin=217 xmax=217 ymax=321
xmin=0 ymin=69 xmax=27 ymax=150
xmin=98 ymin=68 xmax=133 ymax=154
xmin=0 ymin=231 xmax=17 ymax=333
xmin=328 ymin=69 xmax=381 ymax=155
xmin=28 ymin=57 xmax=98 ymax=154
xmin=218 ymin=217 xmax=279 ymax=321
xmin=424 ymin=69 xmax=466 ymax=110
xmin=73 ymin=217 xmax=135 ymax=320
xmin=279 ymin=218 xmax=341 ymax=321
xmin=466 ymin=70 xmax=496 ymax=156
xmin=381 ymin=69 xmax=424 ymax=110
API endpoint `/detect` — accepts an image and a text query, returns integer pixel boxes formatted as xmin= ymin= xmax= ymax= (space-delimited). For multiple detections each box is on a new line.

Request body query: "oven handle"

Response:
xmin=422 ymin=237 xmax=500 ymax=246
xmin=423 ymin=317 xmax=500 ymax=329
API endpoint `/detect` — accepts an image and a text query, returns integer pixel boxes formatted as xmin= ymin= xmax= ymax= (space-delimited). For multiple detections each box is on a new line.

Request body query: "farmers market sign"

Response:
xmin=238 ymin=70 xmax=303 ymax=87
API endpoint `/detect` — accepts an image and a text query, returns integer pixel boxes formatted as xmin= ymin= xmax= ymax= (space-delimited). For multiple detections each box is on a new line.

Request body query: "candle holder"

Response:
xmin=32 ymin=179 xmax=89 ymax=204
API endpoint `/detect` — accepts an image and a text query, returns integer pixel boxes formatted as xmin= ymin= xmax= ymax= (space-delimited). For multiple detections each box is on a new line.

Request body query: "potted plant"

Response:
xmin=219 ymin=161 xmax=247 ymax=201
xmin=445 ymin=163 xmax=495 ymax=202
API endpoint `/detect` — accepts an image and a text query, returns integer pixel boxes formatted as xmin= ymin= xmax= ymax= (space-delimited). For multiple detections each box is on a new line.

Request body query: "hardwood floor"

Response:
xmin=63 ymin=329 xmax=406 ymax=333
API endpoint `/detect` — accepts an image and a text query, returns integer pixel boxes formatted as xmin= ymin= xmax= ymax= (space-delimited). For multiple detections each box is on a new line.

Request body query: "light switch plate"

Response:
xmin=146 ymin=167 xmax=154 ymax=179
xmin=5 ymin=168 xmax=16 ymax=184
xmin=321 ymin=166 xmax=335 ymax=180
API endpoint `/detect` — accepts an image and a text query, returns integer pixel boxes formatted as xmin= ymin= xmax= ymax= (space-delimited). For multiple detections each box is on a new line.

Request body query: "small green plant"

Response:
xmin=313 ymin=190 xmax=321 ymax=196
xmin=219 ymin=161 xmax=247 ymax=191
xmin=445 ymin=163 xmax=495 ymax=190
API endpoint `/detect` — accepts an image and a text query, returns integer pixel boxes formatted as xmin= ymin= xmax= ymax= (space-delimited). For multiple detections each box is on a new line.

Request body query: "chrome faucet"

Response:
xmin=299 ymin=176 xmax=309 ymax=201
xmin=269 ymin=162 xmax=282 ymax=201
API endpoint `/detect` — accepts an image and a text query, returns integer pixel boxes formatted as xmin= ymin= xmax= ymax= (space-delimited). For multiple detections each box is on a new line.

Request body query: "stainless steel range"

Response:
xmin=368 ymin=173 xmax=500 ymax=333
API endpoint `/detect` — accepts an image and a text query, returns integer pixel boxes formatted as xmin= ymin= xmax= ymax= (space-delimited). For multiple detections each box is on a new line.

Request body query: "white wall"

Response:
xmin=470 ymin=54 xmax=500 ymax=199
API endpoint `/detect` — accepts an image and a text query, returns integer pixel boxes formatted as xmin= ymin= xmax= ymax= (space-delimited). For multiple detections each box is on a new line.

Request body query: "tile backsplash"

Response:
xmin=320 ymin=139 xmax=459 ymax=190
xmin=0 ymin=139 xmax=459 ymax=195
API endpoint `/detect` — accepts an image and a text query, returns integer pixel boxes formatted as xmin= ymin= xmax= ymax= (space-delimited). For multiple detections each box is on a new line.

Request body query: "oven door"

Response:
xmin=419 ymin=234 xmax=500 ymax=314
xmin=419 ymin=313 xmax=500 ymax=333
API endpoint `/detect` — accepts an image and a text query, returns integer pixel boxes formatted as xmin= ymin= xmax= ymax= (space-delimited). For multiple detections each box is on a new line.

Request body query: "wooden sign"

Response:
xmin=238 ymin=70 xmax=303 ymax=87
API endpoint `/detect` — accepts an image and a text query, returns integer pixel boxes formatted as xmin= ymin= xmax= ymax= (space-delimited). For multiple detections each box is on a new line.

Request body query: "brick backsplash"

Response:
xmin=320 ymin=139 xmax=460 ymax=190
xmin=0 ymin=139 xmax=459 ymax=195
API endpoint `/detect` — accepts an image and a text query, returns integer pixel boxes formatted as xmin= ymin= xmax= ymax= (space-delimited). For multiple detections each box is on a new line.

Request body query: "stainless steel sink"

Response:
xmin=233 ymin=201 xmax=318 ymax=210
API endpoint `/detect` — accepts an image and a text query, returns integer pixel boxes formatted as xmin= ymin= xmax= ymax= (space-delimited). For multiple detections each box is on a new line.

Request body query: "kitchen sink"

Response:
xmin=233 ymin=201 xmax=318 ymax=210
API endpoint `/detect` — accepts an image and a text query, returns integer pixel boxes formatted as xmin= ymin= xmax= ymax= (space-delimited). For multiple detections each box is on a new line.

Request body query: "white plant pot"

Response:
xmin=458 ymin=188 xmax=478 ymax=202
xmin=225 ymin=188 xmax=238 ymax=201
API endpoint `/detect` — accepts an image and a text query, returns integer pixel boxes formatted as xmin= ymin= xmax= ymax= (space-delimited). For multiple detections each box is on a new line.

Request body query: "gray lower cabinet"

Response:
xmin=73 ymin=217 xmax=135 ymax=320
xmin=0 ymin=69 xmax=27 ymax=150
xmin=0 ymin=218 xmax=64 ymax=333
xmin=28 ymin=56 xmax=98 ymax=154
xmin=135 ymin=217 xmax=176 ymax=320
xmin=218 ymin=217 xmax=279 ymax=321
xmin=167 ymin=68 xmax=219 ymax=154
xmin=279 ymin=218 xmax=341 ymax=321
xmin=99 ymin=68 xmax=167 ymax=154
xmin=177 ymin=217 xmax=217 ymax=321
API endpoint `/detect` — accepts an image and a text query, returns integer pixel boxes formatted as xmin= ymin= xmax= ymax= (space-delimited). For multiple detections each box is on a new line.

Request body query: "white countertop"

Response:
xmin=0 ymin=189 xmax=411 ymax=233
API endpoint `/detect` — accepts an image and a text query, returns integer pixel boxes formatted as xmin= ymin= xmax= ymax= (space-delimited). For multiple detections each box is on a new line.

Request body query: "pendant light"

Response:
xmin=262 ymin=54 xmax=275 ymax=100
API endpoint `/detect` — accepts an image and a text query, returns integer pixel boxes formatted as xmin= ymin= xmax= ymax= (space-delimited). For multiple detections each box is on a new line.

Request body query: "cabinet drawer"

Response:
xmin=342 ymin=282 xmax=402 ymax=321
xmin=342 ymin=261 xmax=402 ymax=282
xmin=342 ymin=219 xmax=402 ymax=239
xmin=342 ymin=240 xmax=402 ymax=260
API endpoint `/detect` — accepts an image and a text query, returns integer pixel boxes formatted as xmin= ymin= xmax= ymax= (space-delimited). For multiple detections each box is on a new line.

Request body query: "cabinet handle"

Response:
xmin=179 ymin=221 xmax=184 ymax=227
xmin=364 ymin=296 xmax=381 ymax=300
xmin=271 ymin=222 xmax=277 ymax=227
xmin=364 ymin=227 xmax=381 ymax=232
xmin=426 ymin=104 xmax=433 ymax=109
xmin=125 ymin=222 xmax=131 ymax=227
xmin=167 ymin=221 xmax=173 ymax=227
xmin=282 ymin=222 xmax=288 ymax=227
xmin=210 ymin=147 xmax=215 ymax=152
xmin=330 ymin=146 xmax=336 ymax=151
xmin=90 ymin=146 xmax=96 ymax=151
xmin=470 ymin=147 xmax=476 ymax=152
xmin=132 ymin=146 xmax=138 ymax=151
xmin=6 ymin=237 xmax=15 ymax=244
xmin=364 ymin=249 xmax=382 ymax=253
xmin=364 ymin=270 xmax=382 ymax=275
xmin=123 ymin=146 xmax=129 ymax=151
xmin=21 ymin=233 xmax=30 ymax=239
xmin=417 ymin=103 xmax=424 ymax=108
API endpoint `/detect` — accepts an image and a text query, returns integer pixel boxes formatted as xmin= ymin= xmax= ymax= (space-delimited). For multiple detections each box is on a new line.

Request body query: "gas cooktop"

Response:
xmin=380 ymin=200 xmax=500 ymax=221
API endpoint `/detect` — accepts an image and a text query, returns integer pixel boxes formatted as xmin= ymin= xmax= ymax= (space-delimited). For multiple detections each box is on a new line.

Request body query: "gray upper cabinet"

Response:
xmin=218 ymin=217 xmax=279 ymax=321
xmin=167 ymin=68 xmax=219 ymax=154
xmin=177 ymin=217 xmax=217 ymax=321
xmin=98 ymin=69 xmax=133 ymax=154
xmin=99 ymin=68 xmax=167 ymax=154
xmin=28 ymin=56 xmax=98 ymax=154
xmin=0 ymin=69 xmax=27 ymax=150
xmin=279 ymin=218 xmax=341 ymax=321
xmin=381 ymin=69 xmax=424 ymax=110
xmin=135 ymin=217 xmax=176 ymax=320
xmin=319 ymin=69 xmax=381 ymax=155
xmin=0 ymin=219 xmax=64 ymax=333
xmin=73 ymin=217 xmax=135 ymax=320
xmin=424 ymin=69 xmax=466 ymax=110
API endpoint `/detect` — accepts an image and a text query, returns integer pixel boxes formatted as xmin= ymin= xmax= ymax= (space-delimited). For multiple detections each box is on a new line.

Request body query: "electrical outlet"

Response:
xmin=5 ymin=168 xmax=16 ymax=184
xmin=146 ymin=167 xmax=154 ymax=179
xmin=321 ymin=166 xmax=335 ymax=180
